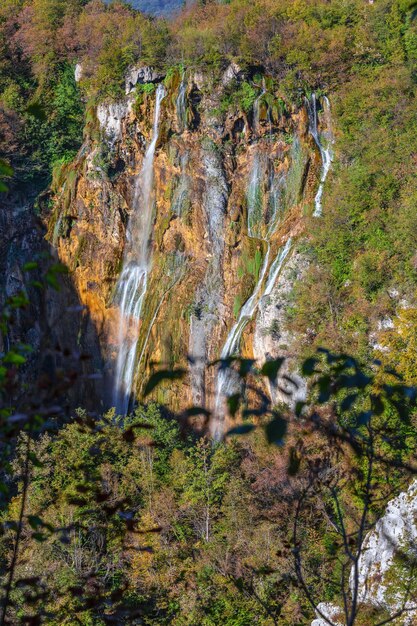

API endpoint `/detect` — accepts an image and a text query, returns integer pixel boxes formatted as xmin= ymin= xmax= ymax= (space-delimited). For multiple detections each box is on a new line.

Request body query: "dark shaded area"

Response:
xmin=0 ymin=189 xmax=105 ymax=414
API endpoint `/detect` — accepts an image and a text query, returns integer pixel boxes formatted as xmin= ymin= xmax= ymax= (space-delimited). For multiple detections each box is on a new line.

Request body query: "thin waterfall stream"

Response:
xmin=112 ymin=84 xmax=166 ymax=415
xmin=307 ymin=94 xmax=333 ymax=217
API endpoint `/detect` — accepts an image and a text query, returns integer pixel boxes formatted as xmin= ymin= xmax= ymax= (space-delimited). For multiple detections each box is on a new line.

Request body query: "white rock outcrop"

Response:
xmin=96 ymin=100 xmax=133 ymax=142
xmin=254 ymin=250 xmax=308 ymax=407
xmin=221 ymin=62 xmax=242 ymax=86
xmin=311 ymin=481 xmax=417 ymax=625
xmin=125 ymin=66 xmax=163 ymax=95
xmin=311 ymin=603 xmax=344 ymax=626
xmin=74 ymin=63 xmax=83 ymax=83
xmin=355 ymin=480 xmax=417 ymax=613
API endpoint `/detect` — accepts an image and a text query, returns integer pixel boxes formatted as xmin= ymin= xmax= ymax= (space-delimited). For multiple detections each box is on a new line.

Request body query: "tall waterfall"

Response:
xmin=212 ymin=147 xmax=292 ymax=438
xmin=112 ymin=84 xmax=166 ymax=416
xmin=307 ymin=94 xmax=333 ymax=217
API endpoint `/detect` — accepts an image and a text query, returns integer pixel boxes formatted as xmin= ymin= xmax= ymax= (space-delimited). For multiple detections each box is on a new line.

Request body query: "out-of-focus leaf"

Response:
xmin=226 ymin=424 xmax=255 ymax=436
xmin=227 ymin=393 xmax=240 ymax=417
xmin=23 ymin=262 xmax=38 ymax=271
xmin=371 ymin=395 xmax=384 ymax=416
xmin=143 ymin=369 xmax=186 ymax=396
xmin=28 ymin=452 xmax=43 ymax=468
xmin=265 ymin=415 xmax=288 ymax=445
xmin=318 ymin=375 xmax=331 ymax=403
xmin=183 ymin=407 xmax=211 ymax=418
xmin=238 ymin=358 xmax=256 ymax=376
xmin=295 ymin=401 xmax=306 ymax=417
xmin=288 ymin=447 xmax=301 ymax=475
xmin=261 ymin=358 xmax=284 ymax=382
xmin=26 ymin=102 xmax=47 ymax=121
xmin=357 ymin=411 xmax=372 ymax=426
xmin=302 ymin=357 xmax=318 ymax=376
xmin=341 ymin=394 xmax=358 ymax=411
xmin=27 ymin=516 xmax=44 ymax=530
xmin=0 ymin=159 xmax=13 ymax=177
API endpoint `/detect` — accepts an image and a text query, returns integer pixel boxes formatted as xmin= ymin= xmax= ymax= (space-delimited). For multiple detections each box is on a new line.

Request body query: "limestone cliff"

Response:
xmin=44 ymin=65 xmax=330 ymax=418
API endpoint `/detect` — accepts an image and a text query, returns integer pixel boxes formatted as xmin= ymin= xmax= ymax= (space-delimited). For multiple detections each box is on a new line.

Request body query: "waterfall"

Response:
xmin=253 ymin=80 xmax=266 ymax=135
xmin=112 ymin=84 xmax=166 ymax=416
xmin=306 ymin=94 xmax=333 ymax=217
xmin=263 ymin=239 xmax=292 ymax=297
xmin=213 ymin=247 xmax=271 ymax=439
xmin=247 ymin=153 xmax=264 ymax=238
xmin=267 ymin=168 xmax=286 ymax=238
xmin=176 ymin=75 xmax=187 ymax=132
xmin=212 ymin=140 xmax=293 ymax=437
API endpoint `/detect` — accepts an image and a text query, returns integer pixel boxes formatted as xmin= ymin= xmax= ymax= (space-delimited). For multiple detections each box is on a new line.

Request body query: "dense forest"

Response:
xmin=2 ymin=0 xmax=417 ymax=624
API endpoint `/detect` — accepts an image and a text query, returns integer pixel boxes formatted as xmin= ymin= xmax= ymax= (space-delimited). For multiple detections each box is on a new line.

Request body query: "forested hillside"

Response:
xmin=2 ymin=0 xmax=417 ymax=624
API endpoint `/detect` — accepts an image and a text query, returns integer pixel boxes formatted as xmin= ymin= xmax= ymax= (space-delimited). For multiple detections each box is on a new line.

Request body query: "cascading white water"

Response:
xmin=176 ymin=75 xmax=187 ymax=132
xmin=112 ymin=84 xmax=166 ymax=416
xmin=247 ymin=153 xmax=264 ymax=238
xmin=213 ymin=247 xmax=271 ymax=436
xmin=263 ymin=238 xmax=292 ymax=297
xmin=307 ymin=94 xmax=333 ymax=217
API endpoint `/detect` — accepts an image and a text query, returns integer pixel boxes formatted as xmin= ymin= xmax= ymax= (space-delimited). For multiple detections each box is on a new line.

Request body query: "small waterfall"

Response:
xmin=112 ymin=84 xmax=166 ymax=416
xmin=176 ymin=75 xmax=187 ymax=132
xmin=246 ymin=152 xmax=285 ymax=240
xmin=253 ymin=80 xmax=266 ymax=136
xmin=247 ymin=153 xmax=264 ymax=238
xmin=263 ymin=238 xmax=292 ymax=297
xmin=267 ymin=168 xmax=287 ymax=238
xmin=306 ymin=94 xmax=333 ymax=217
xmin=213 ymin=247 xmax=271 ymax=439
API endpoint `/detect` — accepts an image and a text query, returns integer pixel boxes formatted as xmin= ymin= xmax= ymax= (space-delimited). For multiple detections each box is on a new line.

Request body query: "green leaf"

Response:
xmin=3 ymin=352 xmax=26 ymax=365
xmin=23 ymin=262 xmax=39 ymax=271
xmin=0 ymin=159 xmax=13 ymax=177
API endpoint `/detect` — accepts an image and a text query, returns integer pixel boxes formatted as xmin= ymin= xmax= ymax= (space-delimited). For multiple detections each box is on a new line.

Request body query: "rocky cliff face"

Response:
xmin=44 ymin=65 xmax=329 ymax=420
